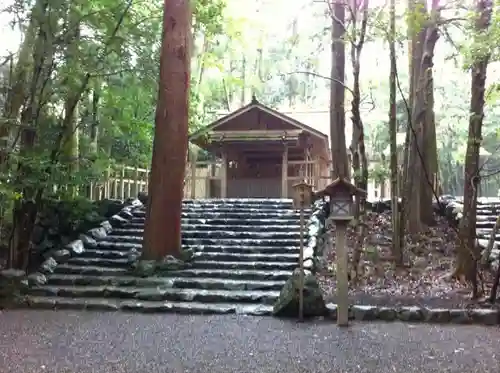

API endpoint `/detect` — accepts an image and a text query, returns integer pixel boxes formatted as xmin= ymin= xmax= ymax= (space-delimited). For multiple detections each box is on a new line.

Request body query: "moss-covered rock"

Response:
xmin=273 ymin=268 xmax=327 ymax=318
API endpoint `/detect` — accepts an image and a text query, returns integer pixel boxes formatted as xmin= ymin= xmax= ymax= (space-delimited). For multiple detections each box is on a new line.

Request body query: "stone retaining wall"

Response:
xmin=304 ymin=198 xmax=329 ymax=273
xmin=0 ymin=198 xmax=143 ymax=303
xmin=30 ymin=198 xmax=130 ymax=269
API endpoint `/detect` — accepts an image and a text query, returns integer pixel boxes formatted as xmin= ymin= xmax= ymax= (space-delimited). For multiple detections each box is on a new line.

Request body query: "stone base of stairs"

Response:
xmin=15 ymin=297 xmax=500 ymax=325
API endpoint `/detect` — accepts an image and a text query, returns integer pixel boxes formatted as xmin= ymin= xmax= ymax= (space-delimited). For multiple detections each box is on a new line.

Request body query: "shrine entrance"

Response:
xmin=187 ymin=98 xmax=331 ymax=199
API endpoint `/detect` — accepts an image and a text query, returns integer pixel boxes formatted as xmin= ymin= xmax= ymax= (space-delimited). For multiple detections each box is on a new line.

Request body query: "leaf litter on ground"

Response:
xmin=318 ymin=211 xmax=499 ymax=309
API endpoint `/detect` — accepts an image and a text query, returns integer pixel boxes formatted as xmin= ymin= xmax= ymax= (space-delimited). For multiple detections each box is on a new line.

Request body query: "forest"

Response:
xmin=0 ymin=0 xmax=500 ymax=301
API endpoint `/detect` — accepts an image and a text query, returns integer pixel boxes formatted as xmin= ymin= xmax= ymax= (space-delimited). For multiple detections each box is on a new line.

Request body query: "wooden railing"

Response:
xmin=86 ymin=165 xmax=150 ymax=201
xmin=85 ymin=160 xmax=386 ymax=201
xmin=184 ymin=160 xmax=222 ymax=199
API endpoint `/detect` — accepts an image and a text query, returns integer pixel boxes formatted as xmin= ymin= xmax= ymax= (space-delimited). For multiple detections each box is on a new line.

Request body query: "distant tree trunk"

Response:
xmin=0 ymin=6 xmax=38 ymax=166
xmin=240 ymin=56 xmax=246 ymax=106
xmin=90 ymin=84 xmax=100 ymax=155
xmin=142 ymin=0 xmax=191 ymax=260
xmin=389 ymin=0 xmax=403 ymax=265
xmin=403 ymin=0 xmax=426 ymax=234
xmin=455 ymin=0 xmax=492 ymax=296
xmin=349 ymin=0 xmax=369 ymax=281
xmin=62 ymin=15 xmax=81 ymax=195
xmin=419 ymin=0 xmax=440 ymax=226
xmin=402 ymin=0 xmax=439 ymax=233
xmin=329 ymin=1 xmax=349 ymax=179
xmin=8 ymin=0 xmax=56 ymax=269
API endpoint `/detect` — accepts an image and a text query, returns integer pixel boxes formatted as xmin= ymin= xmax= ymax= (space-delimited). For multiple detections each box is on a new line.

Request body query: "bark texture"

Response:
xmin=329 ymin=1 xmax=349 ymax=179
xmin=455 ymin=0 xmax=492 ymax=294
xmin=143 ymin=0 xmax=192 ymax=260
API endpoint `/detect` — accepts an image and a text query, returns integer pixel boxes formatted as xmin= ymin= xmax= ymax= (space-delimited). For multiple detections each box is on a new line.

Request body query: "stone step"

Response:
xmin=168 ymin=268 xmax=293 ymax=281
xmin=54 ymin=264 xmax=130 ymax=276
xmin=111 ymin=224 xmax=302 ymax=234
xmin=477 ymin=215 xmax=499 ymax=221
xmin=90 ymin=241 xmax=302 ymax=254
xmin=26 ymin=286 xmax=280 ymax=304
xmin=46 ymin=274 xmax=286 ymax=291
xmin=194 ymin=252 xmax=299 ymax=262
xmin=94 ymin=237 xmax=303 ymax=248
xmin=185 ymin=245 xmax=300 ymax=254
xmin=107 ymin=231 xmax=303 ymax=240
xmin=22 ymin=296 xmax=274 ymax=315
xmin=183 ymin=198 xmax=292 ymax=205
xmin=53 ymin=265 xmax=292 ymax=281
xmin=190 ymin=260 xmax=297 ymax=271
xmin=477 ymin=222 xmax=497 ymax=229
xmin=66 ymin=257 xmax=133 ymax=268
xmin=182 ymin=238 xmax=303 ymax=247
xmin=477 ymin=238 xmax=500 ymax=248
xmin=95 ymin=241 xmax=142 ymax=251
xmin=133 ymin=208 xmax=310 ymax=216
xmin=126 ymin=218 xmax=304 ymax=227
xmin=78 ymin=249 xmax=137 ymax=259
xmin=476 ymin=232 xmax=500 ymax=240
xmin=131 ymin=212 xmax=303 ymax=221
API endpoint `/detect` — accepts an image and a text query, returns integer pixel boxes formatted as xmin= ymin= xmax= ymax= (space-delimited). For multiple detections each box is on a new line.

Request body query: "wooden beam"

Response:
xmin=282 ymin=144 xmax=288 ymax=198
xmin=220 ymin=149 xmax=227 ymax=198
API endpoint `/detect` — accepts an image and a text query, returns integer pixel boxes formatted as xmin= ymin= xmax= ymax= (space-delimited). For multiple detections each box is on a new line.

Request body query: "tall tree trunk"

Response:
xmin=419 ymin=0 xmax=440 ymax=226
xmin=143 ymin=0 xmax=191 ymax=261
xmin=8 ymin=0 xmax=56 ymax=269
xmin=455 ymin=0 xmax=492 ymax=296
xmin=403 ymin=0 xmax=426 ymax=234
xmin=389 ymin=0 xmax=403 ymax=265
xmin=350 ymin=0 xmax=369 ymax=280
xmin=194 ymin=33 xmax=208 ymax=90
xmin=0 ymin=7 xmax=38 ymax=165
xmin=329 ymin=1 xmax=349 ymax=179
xmin=62 ymin=10 xmax=81 ymax=195
xmin=90 ymin=83 xmax=100 ymax=155
xmin=240 ymin=56 xmax=246 ymax=106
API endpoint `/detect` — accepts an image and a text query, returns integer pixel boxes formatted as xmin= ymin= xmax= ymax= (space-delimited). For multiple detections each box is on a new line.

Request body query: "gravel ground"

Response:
xmin=1 ymin=310 xmax=500 ymax=373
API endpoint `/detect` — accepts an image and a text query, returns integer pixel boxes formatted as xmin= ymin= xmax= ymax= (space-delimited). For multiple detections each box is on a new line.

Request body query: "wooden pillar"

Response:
xmin=336 ymin=221 xmax=349 ymax=326
xmin=313 ymin=157 xmax=320 ymax=189
xmin=190 ymin=149 xmax=197 ymax=199
xmin=220 ymin=149 xmax=227 ymax=198
xmin=282 ymin=144 xmax=288 ymax=198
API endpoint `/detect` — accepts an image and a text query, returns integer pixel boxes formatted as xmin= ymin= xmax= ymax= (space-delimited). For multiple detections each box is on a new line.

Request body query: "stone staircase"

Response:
xmin=24 ymin=199 xmax=309 ymax=315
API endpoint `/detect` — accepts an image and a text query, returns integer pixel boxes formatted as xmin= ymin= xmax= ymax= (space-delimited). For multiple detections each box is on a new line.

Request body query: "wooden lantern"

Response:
xmin=316 ymin=178 xmax=367 ymax=222
xmin=292 ymin=181 xmax=313 ymax=209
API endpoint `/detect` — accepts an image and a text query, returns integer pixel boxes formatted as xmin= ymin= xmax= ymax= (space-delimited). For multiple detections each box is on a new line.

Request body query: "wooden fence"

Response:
xmin=86 ymin=165 xmax=150 ymax=201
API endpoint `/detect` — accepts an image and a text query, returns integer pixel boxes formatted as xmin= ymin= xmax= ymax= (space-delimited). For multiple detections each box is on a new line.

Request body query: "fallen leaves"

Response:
xmin=318 ymin=211 xmax=495 ymax=308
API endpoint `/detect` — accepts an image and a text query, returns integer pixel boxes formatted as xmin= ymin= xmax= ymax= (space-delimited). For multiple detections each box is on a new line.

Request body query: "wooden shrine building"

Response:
xmin=187 ymin=98 xmax=331 ymax=199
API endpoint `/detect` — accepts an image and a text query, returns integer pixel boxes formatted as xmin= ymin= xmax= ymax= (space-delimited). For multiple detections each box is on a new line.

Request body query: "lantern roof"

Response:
xmin=315 ymin=177 xmax=367 ymax=199
xmin=292 ymin=181 xmax=312 ymax=189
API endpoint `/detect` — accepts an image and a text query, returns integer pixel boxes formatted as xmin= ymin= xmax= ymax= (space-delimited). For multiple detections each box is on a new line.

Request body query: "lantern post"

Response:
xmin=316 ymin=178 xmax=366 ymax=326
xmin=292 ymin=181 xmax=313 ymax=322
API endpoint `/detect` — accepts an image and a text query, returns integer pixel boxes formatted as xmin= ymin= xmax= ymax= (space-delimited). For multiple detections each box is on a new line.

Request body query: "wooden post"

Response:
xmin=105 ymin=167 xmax=111 ymax=198
xmin=221 ymin=150 xmax=227 ymax=198
xmin=298 ymin=198 xmax=305 ymax=321
xmin=336 ymin=221 xmax=349 ymax=326
xmin=282 ymin=145 xmax=288 ymax=198
xmin=120 ymin=165 xmax=125 ymax=200
xmin=145 ymin=167 xmax=149 ymax=193
xmin=134 ymin=167 xmax=140 ymax=198
xmin=89 ymin=182 xmax=94 ymax=200
xmin=113 ymin=169 xmax=118 ymax=199
xmin=190 ymin=150 xmax=197 ymax=199
xmin=127 ymin=167 xmax=132 ymax=198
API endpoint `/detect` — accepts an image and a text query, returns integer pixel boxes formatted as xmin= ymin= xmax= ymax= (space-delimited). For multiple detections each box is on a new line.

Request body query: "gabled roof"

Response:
xmin=189 ymin=98 xmax=329 ymax=144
